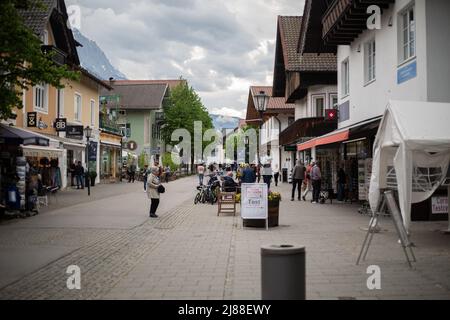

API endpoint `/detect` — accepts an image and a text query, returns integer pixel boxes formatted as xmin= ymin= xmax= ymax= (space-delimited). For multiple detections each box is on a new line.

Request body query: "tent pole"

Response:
xmin=445 ymin=185 xmax=450 ymax=235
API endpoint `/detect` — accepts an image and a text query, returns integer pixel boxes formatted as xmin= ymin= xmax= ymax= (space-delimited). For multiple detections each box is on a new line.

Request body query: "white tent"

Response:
xmin=369 ymin=100 xmax=450 ymax=231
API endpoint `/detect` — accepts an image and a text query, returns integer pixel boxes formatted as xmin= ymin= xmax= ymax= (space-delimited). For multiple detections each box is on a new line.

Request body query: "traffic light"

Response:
xmin=325 ymin=109 xmax=338 ymax=122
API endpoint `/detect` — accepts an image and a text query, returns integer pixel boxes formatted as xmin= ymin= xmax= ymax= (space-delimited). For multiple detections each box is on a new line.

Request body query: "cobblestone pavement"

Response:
xmin=0 ymin=178 xmax=449 ymax=300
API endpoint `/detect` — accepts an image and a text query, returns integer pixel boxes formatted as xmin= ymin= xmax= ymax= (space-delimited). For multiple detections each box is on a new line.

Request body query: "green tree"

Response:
xmin=162 ymin=80 xmax=213 ymax=170
xmin=162 ymin=152 xmax=179 ymax=172
xmin=0 ymin=0 xmax=80 ymax=119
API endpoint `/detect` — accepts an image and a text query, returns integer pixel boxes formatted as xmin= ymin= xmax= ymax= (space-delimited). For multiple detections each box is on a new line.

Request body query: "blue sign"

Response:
xmin=88 ymin=142 xmax=98 ymax=162
xmin=398 ymin=60 xmax=417 ymax=84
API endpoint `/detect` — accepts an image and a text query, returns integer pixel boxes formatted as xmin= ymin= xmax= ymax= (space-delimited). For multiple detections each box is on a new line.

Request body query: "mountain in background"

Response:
xmin=210 ymin=114 xmax=241 ymax=131
xmin=73 ymin=28 xmax=127 ymax=80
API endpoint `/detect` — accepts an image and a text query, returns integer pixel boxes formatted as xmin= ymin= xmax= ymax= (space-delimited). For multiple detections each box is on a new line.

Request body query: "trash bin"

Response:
xmin=261 ymin=245 xmax=305 ymax=300
xmin=282 ymin=169 xmax=288 ymax=183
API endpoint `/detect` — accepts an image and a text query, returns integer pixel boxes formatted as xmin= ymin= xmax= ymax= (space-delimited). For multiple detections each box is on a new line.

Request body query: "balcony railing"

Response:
xmin=41 ymin=45 xmax=67 ymax=66
xmin=279 ymin=117 xmax=337 ymax=146
xmin=100 ymin=115 xmax=122 ymax=136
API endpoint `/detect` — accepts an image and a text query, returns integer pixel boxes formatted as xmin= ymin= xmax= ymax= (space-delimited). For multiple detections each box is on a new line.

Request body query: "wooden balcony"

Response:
xmin=322 ymin=0 xmax=394 ymax=45
xmin=41 ymin=45 xmax=67 ymax=66
xmin=279 ymin=117 xmax=337 ymax=146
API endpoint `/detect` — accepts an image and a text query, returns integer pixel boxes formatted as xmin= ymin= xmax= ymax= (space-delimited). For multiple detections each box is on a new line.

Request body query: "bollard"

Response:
xmin=261 ymin=245 xmax=305 ymax=300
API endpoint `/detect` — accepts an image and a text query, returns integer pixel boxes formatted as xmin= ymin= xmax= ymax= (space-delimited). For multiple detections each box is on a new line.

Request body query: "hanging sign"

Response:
xmin=54 ymin=118 xmax=67 ymax=132
xmin=66 ymin=126 xmax=84 ymax=140
xmin=88 ymin=141 xmax=98 ymax=162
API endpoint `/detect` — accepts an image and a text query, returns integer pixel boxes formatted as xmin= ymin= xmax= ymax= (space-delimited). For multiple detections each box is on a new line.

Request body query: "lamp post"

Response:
xmin=254 ymin=91 xmax=270 ymax=166
xmin=85 ymin=126 xmax=93 ymax=196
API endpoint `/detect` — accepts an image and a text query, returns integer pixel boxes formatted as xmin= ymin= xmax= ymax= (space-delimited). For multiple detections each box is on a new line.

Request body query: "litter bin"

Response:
xmin=261 ymin=245 xmax=305 ymax=300
xmin=282 ymin=169 xmax=288 ymax=183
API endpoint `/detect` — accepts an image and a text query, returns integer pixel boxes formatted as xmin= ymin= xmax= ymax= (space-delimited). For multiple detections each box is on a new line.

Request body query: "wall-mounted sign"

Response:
xmin=54 ymin=118 xmax=67 ymax=132
xmin=38 ymin=118 xmax=48 ymax=130
xmin=66 ymin=126 xmax=84 ymax=140
xmin=27 ymin=112 xmax=37 ymax=128
xmin=127 ymin=141 xmax=138 ymax=151
xmin=398 ymin=60 xmax=417 ymax=85
xmin=151 ymin=147 xmax=161 ymax=155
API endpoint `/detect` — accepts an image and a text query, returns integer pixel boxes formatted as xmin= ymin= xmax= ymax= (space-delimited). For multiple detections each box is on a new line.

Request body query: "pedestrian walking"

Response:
xmin=337 ymin=167 xmax=347 ymax=202
xmin=302 ymin=162 xmax=313 ymax=201
xmin=262 ymin=163 xmax=273 ymax=190
xmin=273 ymin=164 xmax=280 ymax=187
xmin=147 ymin=166 xmax=162 ymax=218
xmin=74 ymin=161 xmax=84 ymax=190
xmin=311 ymin=161 xmax=322 ymax=204
xmin=197 ymin=163 xmax=205 ymax=185
xmin=128 ymin=162 xmax=136 ymax=183
xmin=164 ymin=166 xmax=171 ymax=183
xmin=143 ymin=165 xmax=149 ymax=192
xmin=291 ymin=161 xmax=306 ymax=201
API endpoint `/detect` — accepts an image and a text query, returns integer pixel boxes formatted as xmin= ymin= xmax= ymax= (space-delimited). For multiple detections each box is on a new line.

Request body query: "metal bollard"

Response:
xmin=261 ymin=245 xmax=306 ymax=300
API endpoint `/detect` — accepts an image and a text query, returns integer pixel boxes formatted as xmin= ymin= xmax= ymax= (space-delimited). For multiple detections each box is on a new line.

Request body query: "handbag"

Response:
xmin=157 ymin=185 xmax=166 ymax=194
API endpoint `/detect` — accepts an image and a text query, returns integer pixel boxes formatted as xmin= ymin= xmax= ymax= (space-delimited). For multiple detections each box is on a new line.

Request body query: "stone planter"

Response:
xmin=243 ymin=200 xmax=280 ymax=228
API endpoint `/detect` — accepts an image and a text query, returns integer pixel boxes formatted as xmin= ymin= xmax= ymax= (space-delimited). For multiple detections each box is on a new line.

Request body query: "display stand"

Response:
xmin=357 ymin=190 xmax=416 ymax=268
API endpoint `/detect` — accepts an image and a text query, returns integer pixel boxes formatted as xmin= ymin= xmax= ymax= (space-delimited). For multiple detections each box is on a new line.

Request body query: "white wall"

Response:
xmin=294 ymin=85 xmax=338 ymax=120
xmin=337 ymin=0 xmax=431 ymax=128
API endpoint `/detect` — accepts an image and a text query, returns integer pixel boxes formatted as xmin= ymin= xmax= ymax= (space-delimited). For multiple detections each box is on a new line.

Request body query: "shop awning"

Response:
xmin=101 ymin=141 xmax=122 ymax=148
xmin=297 ymin=117 xmax=382 ymax=151
xmin=22 ymin=145 xmax=64 ymax=158
xmin=298 ymin=129 xmax=349 ymax=151
xmin=0 ymin=124 xmax=49 ymax=146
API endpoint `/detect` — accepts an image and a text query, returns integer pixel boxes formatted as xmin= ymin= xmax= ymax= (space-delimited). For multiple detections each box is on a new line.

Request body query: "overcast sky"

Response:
xmin=66 ymin=0 xmax=305 ymax=118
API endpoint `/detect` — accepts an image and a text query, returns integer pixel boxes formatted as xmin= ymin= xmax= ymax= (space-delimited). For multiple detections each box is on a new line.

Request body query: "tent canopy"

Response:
xmin=369 ymin=100 xmax=450 ymax=230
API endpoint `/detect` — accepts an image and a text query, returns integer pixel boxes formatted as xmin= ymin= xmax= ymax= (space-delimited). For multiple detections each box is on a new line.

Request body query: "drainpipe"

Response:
xmin=275 ymin=116 xmax=282 ymax=171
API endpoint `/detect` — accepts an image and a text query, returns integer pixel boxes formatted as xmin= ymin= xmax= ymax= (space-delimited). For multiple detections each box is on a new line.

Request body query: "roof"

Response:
xmin=101 ymin=83 xmax=169 ymax=110
xmin=278 ymin=16 xmax=337 ymax=72
xmin=110 ymin=80 xmax=186 ymax=90
xmin=245 ymin=86 xmax=295 ymax=123
xmin=18 ymin=0 xmax=80 ymax=66
xmin=18 ymin=0 xmax=55 ymax=38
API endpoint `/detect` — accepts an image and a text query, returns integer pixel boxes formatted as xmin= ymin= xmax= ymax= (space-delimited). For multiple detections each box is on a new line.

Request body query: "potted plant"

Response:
xmin=89 ymin=171 xmax=97 ymax=187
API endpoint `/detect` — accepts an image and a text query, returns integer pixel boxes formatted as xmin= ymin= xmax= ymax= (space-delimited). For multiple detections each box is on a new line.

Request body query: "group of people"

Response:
xmin=69 ymin=161 xmax=86 ymax=190
xmin=291 ymin=161 xmax=348 ymax=203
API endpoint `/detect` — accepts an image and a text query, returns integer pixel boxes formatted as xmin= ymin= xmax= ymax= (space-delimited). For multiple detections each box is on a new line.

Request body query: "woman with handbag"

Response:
xmin=147 ymin=166 xmax=164 ymax=218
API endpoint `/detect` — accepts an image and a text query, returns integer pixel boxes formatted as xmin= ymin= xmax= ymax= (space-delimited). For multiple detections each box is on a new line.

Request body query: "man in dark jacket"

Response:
xmin=241 ymin=164 xmax=256 ymax=184
xmin=291 ymin=161 xmax=306 ymax=201
xmin=74 ymin=161 xmax=84 ymax=190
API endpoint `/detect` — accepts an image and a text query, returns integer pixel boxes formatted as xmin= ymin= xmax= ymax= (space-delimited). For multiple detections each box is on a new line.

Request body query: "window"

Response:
xmin=399 ymin=4 xmax=416 ymax=62
xmin=120 ymin=124 xmax=131 ymax=138
xmin=74 ymin=93 xmax=82 ymax=122
xmin=34 ymin=83 xmax=48 ymax=113
xmin=41 ymin=30 xmax=49 ymax=45
xmin=90 ymin=99 xmax=96 ymax=126
xmin=313 ymin=96 xmax=325 ymax=117
xmin=364 ymin=39 xmax=376 ymax=83
xmin=342 ymin=59 xmax=350 ymax=96
xmin=57 ymin=89 xmax=64 ymax=117
xmin=330 ymin=94 xmax=338 ymax=109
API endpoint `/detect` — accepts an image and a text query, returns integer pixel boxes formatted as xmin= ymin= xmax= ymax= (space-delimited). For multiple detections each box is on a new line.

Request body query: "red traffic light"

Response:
xmin=325 ymin=109 xmax=338 ymax=121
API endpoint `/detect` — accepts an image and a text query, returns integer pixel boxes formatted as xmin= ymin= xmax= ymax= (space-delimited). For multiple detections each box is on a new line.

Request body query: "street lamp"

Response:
xmin=85 ymin=126 xmax=93 ymax=196
xmin=254 ymin=91 xmax=270 ymax=166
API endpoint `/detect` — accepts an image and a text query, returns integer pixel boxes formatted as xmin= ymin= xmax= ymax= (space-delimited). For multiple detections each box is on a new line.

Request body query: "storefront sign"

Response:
xmin=284 ymin=145 xmax=297 ymax=152
xmin=27 ymin=112 xmax=37 ymax=128
xmin=66 ymin=126 xmax=84 ymax=140
xmin=54 ymin=118 xmax=67 ymax=132
xmin=88 ymin=142 xmax=98 ymax=162
xmin=432 ymin=197 xmax=448 ymax=215
xmin=151 ymin=147 xmax=161 ymax=155
xmin=398 ymin=60 xmax=417 ymax=85
xmin=241 ymin=184 xmax=268 ymax=220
